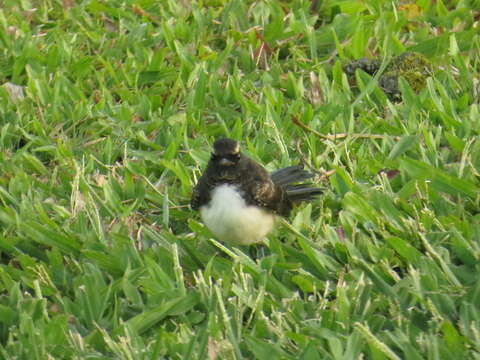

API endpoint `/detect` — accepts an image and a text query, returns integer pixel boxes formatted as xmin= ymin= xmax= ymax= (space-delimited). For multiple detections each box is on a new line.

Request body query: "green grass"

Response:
xmin=0 ymin=0 xmax=479 ymax=358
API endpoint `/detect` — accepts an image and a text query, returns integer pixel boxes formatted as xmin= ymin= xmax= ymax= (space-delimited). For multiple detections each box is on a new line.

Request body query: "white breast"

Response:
xmin=200 ymin=184 xmax=275 ymax=245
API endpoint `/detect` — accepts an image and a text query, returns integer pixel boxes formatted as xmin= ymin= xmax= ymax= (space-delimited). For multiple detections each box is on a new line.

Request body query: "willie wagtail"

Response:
xmin=191 ymin=138 xmax=322 ymax=245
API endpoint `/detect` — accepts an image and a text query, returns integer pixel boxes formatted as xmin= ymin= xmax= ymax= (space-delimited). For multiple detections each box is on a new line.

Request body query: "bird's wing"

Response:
xmin=190 ymin=185 xmax=201 ymax=210
xmin=191 ymin=173 xmax=211 ymax=210
xmin=241 ymin=158 xmax=286 ymax=213
xmin=251 ymin=178 xmax=276 ymax=207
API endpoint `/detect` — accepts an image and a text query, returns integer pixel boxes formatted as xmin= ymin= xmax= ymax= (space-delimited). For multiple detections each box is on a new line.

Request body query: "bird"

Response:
xmin=191 ymin=138 xmax=322 ymax=246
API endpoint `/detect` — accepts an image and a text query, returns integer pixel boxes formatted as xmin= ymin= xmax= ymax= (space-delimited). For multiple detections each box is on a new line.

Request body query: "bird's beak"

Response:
xmin=219 ymin=158 xmax=234 ymax=166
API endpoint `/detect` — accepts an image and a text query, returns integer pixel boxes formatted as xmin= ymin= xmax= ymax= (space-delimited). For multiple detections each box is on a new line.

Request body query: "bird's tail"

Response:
xmin=270 ymin=165 xmax=313 ymax=185
xmin=271 ymin=165 xmax=322 ymax=202
xmin=284 ymin=184 xmax=323 ymax=202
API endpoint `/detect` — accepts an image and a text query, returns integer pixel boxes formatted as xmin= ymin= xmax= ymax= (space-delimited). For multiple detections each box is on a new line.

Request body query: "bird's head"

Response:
xmin=211 ymin=138 xmax=241 ymax=167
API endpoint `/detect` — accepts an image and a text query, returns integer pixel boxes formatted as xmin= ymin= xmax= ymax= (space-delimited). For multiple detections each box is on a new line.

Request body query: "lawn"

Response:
xmin=0 ymin=0 xmax=479 ymax=358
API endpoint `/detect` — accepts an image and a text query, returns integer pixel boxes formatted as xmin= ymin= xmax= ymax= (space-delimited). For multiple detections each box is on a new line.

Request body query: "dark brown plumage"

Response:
xmin=191 ymin=138 xmax=321 ymax=217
